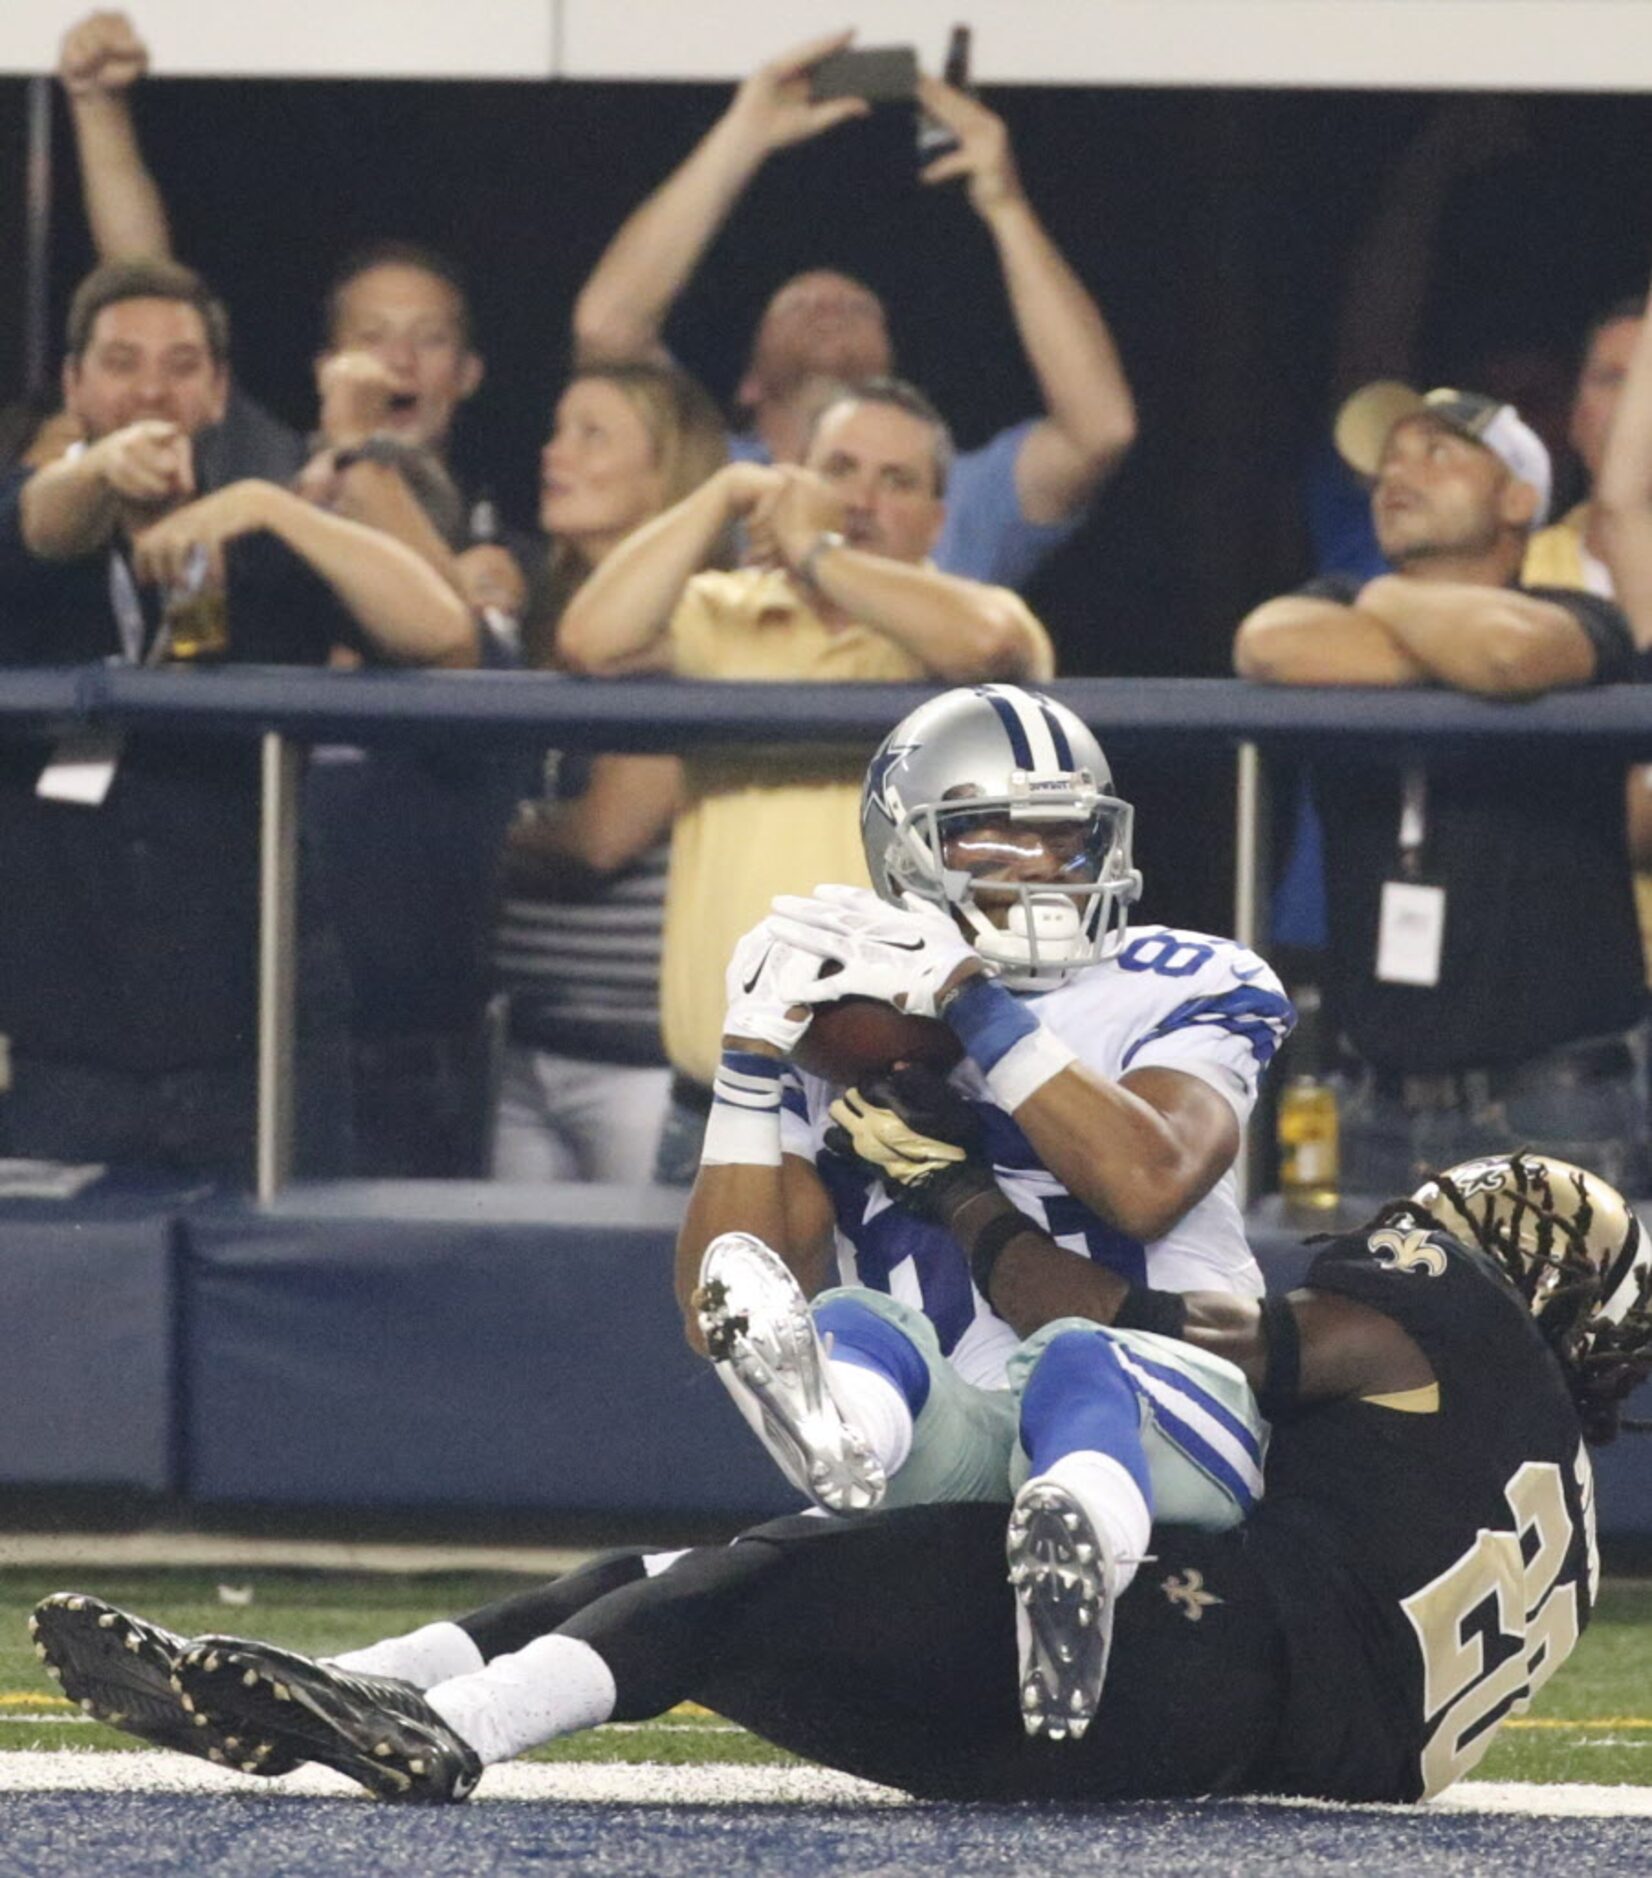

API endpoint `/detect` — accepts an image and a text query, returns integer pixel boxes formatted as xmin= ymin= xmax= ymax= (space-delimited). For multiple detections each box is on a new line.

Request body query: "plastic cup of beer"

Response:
xmin=165 ymin=542 xmax=228 ymax=663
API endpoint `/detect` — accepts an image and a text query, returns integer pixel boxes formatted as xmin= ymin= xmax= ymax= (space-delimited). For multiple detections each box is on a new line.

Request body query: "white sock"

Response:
xmin=426 ymin=1633 xmax=618 ymax=1767
xmin=1038 ymin=1450 xmax=1153 ymax=1596
xmin=329 ymin=1620 xmax=484 ymax=1691
xmin=826 ymin=1358 xmax=914 ymax=1477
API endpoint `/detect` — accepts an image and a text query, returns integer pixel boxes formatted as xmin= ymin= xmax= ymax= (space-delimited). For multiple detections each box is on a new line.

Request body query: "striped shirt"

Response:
xmin=492 ymin=762 xmax=669 ymax=1068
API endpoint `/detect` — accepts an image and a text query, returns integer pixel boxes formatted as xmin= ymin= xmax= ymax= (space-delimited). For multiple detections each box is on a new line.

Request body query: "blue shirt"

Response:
xmin=729 ymin=417 xmax=1082 ymax=590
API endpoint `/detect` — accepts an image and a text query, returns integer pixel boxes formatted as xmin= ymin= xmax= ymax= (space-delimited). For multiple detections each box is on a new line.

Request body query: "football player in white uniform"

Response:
xmin=676 ymin=684 xmax=1294 ymax=1730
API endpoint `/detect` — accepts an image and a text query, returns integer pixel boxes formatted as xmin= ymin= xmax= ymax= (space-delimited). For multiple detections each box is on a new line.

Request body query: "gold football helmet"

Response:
xmin=1412 ymin=1153 xmax=1650 ymax=1350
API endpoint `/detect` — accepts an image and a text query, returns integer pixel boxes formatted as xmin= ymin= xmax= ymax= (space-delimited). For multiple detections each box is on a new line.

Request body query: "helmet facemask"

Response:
xmin=883 ymin=770 xmax=1142 ymax=991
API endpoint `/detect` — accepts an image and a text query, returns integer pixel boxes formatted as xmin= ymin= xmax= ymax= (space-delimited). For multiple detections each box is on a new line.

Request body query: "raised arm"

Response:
xmin=572 ymin=33 xmax=868 ymax=364
xmin=556 ymin=462 xmax=778 ymax=672
xmin=916 ymin=75 xmax=1135 ymax=526
xmin=130 ymin=481 xmax=477 ymax=667
xmin=1594 ymin=270 xmax=1652 ymax=649
xmin=58 ymin=11 xmax=172 ymax=261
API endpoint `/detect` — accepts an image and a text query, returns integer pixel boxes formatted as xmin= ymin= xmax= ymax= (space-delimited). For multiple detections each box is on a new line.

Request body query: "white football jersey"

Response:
xmin=780 ymin=926 xmax=1294 ymax=1389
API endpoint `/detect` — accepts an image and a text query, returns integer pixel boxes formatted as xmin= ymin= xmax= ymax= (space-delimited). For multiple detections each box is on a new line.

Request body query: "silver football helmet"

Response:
xmin=1411 ymin=1153 xmax=1652 ymax=1351
xmin=861 ymin=684 xmax=1142 ymax=990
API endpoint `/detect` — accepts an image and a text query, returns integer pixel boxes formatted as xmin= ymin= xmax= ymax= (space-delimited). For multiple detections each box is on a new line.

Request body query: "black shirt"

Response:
xmin=1304 ymin=575 xmax=1644 ymax=1070
xmin=1247 ymin=1223 xmax=1594 ymax=1801
xmin=0 ymin=471 xmax=360 ymax=1071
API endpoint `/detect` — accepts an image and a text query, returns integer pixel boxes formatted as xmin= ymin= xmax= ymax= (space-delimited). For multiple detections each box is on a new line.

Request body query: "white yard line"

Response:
xmin=0 ymin=1753 xmax=1650 ymax=1814
xmin=0 ymin=1533 xmax=592 ymax=1575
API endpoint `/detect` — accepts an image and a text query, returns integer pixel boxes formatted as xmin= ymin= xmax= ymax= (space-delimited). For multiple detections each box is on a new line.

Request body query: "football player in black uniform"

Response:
xmin=31 ymin=1152 xmax=1652 ymax=1806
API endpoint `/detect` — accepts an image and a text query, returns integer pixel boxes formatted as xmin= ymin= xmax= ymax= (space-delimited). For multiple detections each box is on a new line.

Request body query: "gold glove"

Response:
xmin=828 ymin=1086 xmax=968 ymax=1187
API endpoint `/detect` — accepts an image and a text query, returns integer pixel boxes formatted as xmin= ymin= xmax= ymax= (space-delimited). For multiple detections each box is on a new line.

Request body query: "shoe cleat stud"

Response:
xmin=203 ymin=1652 xmax=221 ymax=1673
xmin=242 ymin=1669 xmax=259 ymax=1688
xmin=1046 ymin=1722 xmax=1067 ymax=1741
xmin=271 ymin=1683 xmax=291 ymax=1703
xmin=1077 ymin=1606 xmax=1094 ymax=1627
xmin=1061 ymin=1513 xmax=1080 ymax=1533
xmin=106 ymin=1711 xmax=125 ymax=1726
xmin=240 ymin=1760 xmax=262 ymax=1774
xmin=33 ymin=1642 xmax=46 ymax=1660
xmin=46 ymin=1666 xmax=62 ymax=1682
xmin=125 ymin=1635 xmax=142 ymax=1653
xmin=408 ymin=1759 xmax=426 ymax=1776
xmin=79 ymin=1699 xmax=95 ymax=1714
xmin=373 ymin=1742 xmax=392 ymax=1758
xmin=179 ymin=1693 xmax=195 ymax=1713
xmin=207 ymin=1748 xmax=225 ymax=1764
xmin=194 ymin=1713 xmax=209 ymax=1728
xmin=67 ymin=1598 xmax=86 ymax=1612
xmin=99 ymin=1612 xmax=118 ymax=1628
xmin=1074 ymin=1543 xmax=1094 ymax=1564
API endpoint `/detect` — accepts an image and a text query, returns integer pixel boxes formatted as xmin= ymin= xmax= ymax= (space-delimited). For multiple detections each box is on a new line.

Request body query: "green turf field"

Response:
xmin=4 ymin=1568 xmax=1651 ymax=1783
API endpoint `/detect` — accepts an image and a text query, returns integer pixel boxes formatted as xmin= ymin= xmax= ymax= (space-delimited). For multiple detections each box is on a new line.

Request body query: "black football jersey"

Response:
xmin=1246 ymin=1220 xmax=1596 ymax=1801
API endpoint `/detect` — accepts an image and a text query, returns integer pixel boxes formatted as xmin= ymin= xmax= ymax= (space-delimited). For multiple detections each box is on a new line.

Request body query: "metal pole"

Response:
xmin=256 ymin=732 xmax=300 ymax=1200
xmin=1233 ymin=740 xmax=1270 ymax=1207
xmin=1233 ymin=739 xmax=1266 ymax=953
xmin=24 ymin=75 xmax=53 ymax=396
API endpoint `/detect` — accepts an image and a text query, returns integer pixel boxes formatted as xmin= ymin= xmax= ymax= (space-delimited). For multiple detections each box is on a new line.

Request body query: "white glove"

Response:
xmin=767 ymin=883 xmax=983 ymax=1019
xmin=723 ymin=920 xmax=821 ymax=1053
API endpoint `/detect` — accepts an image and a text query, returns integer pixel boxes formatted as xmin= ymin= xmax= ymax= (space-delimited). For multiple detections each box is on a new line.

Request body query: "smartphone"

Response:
xmin=809 ymin=45 xmax=919 ymax=105
xmin=917 ymin=26 xmax=972 ymax=162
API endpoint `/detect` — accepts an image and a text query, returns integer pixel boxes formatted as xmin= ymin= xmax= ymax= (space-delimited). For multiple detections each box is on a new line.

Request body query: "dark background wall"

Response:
xmin=3 ymin=76 xmax=1652 ymax=935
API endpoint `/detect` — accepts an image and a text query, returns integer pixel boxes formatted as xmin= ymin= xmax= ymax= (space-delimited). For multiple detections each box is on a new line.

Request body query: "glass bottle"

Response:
xmin=1277 ymin=984 xmax=1340 ymax=1214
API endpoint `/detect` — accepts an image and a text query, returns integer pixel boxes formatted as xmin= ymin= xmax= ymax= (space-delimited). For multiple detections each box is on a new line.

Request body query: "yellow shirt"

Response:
xmin=1522 ymin=503 xmax=1612 ymax=597
xmin=660 ymin=567 xmax=1054 ymax=1085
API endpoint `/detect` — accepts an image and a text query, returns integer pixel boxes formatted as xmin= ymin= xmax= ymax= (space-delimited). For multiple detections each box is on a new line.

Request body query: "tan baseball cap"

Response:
xmin=1334 ymin=380 xmax=1551 ymax=526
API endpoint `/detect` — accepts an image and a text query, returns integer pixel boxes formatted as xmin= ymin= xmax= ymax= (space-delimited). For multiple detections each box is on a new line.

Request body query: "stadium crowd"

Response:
xmin=2 ymin=14 xmax=1652 ymax=1201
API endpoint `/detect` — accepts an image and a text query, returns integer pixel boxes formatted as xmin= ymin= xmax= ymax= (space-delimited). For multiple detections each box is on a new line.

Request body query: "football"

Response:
xmin=791 ymin=996 xmax=963 ymax=1088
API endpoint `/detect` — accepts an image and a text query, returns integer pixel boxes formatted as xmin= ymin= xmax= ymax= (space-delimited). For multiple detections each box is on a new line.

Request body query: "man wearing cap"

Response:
xmin=1234 ymin=382 xmax=1647 ymax=1194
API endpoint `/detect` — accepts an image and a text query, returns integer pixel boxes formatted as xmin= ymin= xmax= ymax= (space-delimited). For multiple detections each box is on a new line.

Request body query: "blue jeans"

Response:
xmin=1336 ymin=1043 xmax=1651 ymax=1198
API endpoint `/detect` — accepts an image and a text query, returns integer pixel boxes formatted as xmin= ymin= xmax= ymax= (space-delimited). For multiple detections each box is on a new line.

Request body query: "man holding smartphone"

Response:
xmin=572 ymin=32 xmax=1136 ymax=593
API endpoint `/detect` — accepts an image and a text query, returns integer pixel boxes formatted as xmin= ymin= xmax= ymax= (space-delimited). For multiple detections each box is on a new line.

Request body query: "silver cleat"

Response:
xmin=1006 ymin=1478 xmax=1118 ymax=1742
xmin=695 ymin=1232 xmax=886 ymax=1514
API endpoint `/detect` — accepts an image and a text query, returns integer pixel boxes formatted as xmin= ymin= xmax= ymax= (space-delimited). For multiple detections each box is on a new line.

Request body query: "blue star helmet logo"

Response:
xmin=864 ymin=740 xmax=921 ymax=830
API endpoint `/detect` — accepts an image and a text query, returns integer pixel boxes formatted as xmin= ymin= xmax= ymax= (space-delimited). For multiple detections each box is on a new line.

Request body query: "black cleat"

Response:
xmin=176 ymin=1638 xmax=482 ymax=1803
xmin=29 ymin=1594 xmax=298 ymax=1776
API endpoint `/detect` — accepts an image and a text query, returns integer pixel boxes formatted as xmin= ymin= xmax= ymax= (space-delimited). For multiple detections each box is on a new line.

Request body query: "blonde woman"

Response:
xmin=491 ymin=363 xmax=728 ymax=1183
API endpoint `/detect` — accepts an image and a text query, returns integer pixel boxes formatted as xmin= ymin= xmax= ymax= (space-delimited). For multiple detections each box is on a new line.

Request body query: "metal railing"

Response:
xmin=7 ymin=665 xmax=1652 ymax=1196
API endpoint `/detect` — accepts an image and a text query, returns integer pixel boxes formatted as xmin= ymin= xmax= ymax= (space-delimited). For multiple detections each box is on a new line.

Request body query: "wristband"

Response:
xmin=942 ymin=976 xmax=1076 ymax=1109
xmin=1112 ymin=1287 xmax=1190 ymax=1339
xmin=968 ymin=1207 xmax=1037 ymax=1302
xmin=700 ymin=1050 xmax=784 ymax=1168
xmin=942 ymin=975 xmax=1037 ymax=1069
